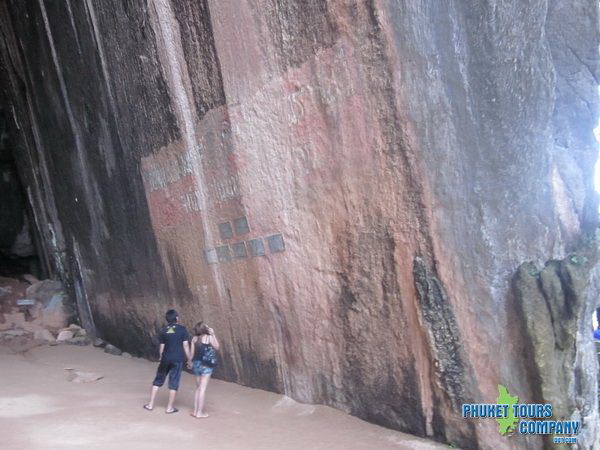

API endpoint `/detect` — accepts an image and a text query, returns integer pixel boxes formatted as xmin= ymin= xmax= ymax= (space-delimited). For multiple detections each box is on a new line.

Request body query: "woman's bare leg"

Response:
xmin=195 ymin=374 xmax=211 ymax=417
xmin=192 ymin=376 xmax=201 ymax=416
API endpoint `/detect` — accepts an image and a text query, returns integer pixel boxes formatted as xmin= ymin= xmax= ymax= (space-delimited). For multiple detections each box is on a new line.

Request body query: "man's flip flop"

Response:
xmin=165 ymin=408 xmax=179 ymax=414
xmin=143 ymin=405 xmax=153 ymax=411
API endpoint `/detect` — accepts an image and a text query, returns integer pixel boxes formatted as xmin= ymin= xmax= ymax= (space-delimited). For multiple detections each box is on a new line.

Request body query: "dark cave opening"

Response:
xmin=0 ymin=105 xmax=43 ymax=279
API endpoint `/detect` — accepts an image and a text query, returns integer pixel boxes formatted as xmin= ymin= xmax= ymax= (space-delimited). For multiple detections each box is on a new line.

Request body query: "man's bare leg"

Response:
xmin=166 ymin=389 xmax=178 ymax=413
xmin=144 ymin=385 xmax=159 ymax=410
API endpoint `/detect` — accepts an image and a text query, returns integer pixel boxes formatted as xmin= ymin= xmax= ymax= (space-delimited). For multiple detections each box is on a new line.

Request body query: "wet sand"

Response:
xmin=0 ymin=344 xmax=447 ymax=449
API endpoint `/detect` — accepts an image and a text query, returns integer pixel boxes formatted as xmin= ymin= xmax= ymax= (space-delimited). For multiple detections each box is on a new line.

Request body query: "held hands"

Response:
xmin=186 ymin=359 xmax=193 ymax=370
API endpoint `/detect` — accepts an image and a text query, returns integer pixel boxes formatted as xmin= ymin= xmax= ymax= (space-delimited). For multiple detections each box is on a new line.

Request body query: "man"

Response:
xmin=144 ymin=309 xmax=191 ymax=413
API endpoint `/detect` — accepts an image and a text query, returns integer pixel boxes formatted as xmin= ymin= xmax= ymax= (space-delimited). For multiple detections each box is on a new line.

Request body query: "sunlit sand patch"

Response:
xmin=64 ymin=368 xmax=104 ymax=383
xmin=0 ymin=394 xmax=63 ymax=418
xmin=385 ymin=434 xmax=445 ymax=449
xmin=271 ymin=395 xmax=316 ymax=416
xmin=26 ymin=420 xmax=199 ymax=448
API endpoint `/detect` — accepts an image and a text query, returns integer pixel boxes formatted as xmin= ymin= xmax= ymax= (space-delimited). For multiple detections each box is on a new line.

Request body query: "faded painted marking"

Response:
xmin=248 ymin=238 xmax=266 ymax=257
xmin=213 ymin=175 xmax=240 ymax=202
xmin=216 ymin=245 xmax=232 ymax=262
xmin=204 ymin=248 xmax=218 ymax=265
xmin=233 ymin=216 xmax=250 ymax=235
xmin=142 ymin=151 xmax=199 ymax=192
xmin=232 ymin=241 xmax=248 ymax=259
xmin=180 ymin=189 xmax=203 ymax=213
xmin=218 ymin=221 xmax=234 ymax=240
xmin=266 ymin=234 xmax=285 ymax=253
xmin=203 ymin=217 xmax=285 ymax=265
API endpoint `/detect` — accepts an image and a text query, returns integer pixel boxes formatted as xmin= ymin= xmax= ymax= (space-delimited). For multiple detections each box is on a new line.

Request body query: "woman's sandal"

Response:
xmin=143 ymin=405 xmax=153 ymax=411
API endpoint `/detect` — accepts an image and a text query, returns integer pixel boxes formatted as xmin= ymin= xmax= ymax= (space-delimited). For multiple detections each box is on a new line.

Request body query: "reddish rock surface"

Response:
xmin=0 ymin=1 xmax=598 ymax=448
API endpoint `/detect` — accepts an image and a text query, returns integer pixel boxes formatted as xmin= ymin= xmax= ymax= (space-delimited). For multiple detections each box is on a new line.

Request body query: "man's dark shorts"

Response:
xmin=152 ymin=360 xmax=183 ymax=391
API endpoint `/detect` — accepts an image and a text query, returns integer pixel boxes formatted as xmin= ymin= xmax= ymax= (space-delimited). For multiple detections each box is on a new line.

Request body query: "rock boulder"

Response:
xmin=103 ymin=344 xmax=122 ymax=356
xmin=56 ymin=330 xmax=74 ymax=342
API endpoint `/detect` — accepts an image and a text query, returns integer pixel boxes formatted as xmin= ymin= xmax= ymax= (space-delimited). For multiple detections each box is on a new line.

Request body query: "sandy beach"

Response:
xmin=0 ymin=343 xmax=447 ymax=449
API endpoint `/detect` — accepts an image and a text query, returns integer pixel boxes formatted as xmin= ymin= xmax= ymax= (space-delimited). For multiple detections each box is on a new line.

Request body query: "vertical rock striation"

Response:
xmin=0 ymin=1 xmax=598 ymax=448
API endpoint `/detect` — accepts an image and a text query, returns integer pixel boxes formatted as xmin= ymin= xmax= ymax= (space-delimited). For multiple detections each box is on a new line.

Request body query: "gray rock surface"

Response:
xmin=1 ymin=329 xmax=25 ymax=339
xmin=514 ymin=235 xmax=599 ymax=448
xmin=67 ymin=336 xmax=91 ymax=346
xmin=33 ymin=329 xmax=55 ymax=342
xmin=25 ymin=280 xmax=74 ymax=331
xmin=25 ymin=280 xmax=63 ymax=300
xmin=76 ymin=329 xmax=87 ymax=337
xmin=103 ymin=344 xmax=122 ymax=356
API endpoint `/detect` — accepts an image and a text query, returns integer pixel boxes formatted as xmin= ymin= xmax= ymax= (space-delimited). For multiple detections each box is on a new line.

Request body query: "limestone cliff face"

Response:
xmin=1 ymin=1 xmax=598 ymax=448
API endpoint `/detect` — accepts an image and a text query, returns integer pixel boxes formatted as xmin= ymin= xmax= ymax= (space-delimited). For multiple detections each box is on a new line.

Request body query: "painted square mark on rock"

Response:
xmin=216 ymin=245 xmax=232 ymax=262
xmin=204 ymin=249 xmax=218 ymax=265
xmin=218 ymin=222 xmax=234 ymax=240
xmin=233 ymin=216 xmax=250 ymax=235
xmin=248 ymin=238 xmax=266 ymax=257
xmin=266 ymin=234 xmax=285 ymax=253
xmin=232 ymin=241 xmax=248 ymax=259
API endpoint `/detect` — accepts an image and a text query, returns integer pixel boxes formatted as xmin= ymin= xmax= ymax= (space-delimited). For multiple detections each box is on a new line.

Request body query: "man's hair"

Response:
xmin=165 ymin=309 xmax=178 ymax=324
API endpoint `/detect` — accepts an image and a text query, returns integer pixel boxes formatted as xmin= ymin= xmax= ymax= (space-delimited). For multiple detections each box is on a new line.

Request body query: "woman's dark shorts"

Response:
xmin=152 ymin=360 xmax=183 ymax=390
xmin=192 ymin=360 xmax=213 ymax=376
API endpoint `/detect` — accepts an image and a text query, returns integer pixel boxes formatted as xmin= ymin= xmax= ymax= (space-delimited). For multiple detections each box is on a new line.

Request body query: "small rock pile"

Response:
xmin=0 ymin=275 xmax=76 ymax=346
xmin=0 ymin=276 xmax=126 ymax=356
xmin=56 ymin=323 xmax=90 ymax=345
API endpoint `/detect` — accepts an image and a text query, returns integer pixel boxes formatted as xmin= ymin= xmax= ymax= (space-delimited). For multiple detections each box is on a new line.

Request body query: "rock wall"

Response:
xmin=0 ymin=1 xmax=598 ymax=448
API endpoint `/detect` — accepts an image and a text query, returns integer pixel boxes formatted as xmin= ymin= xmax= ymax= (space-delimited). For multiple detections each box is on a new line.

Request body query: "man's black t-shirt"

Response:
xmin=158 ymin=323 xmax=190 ymax=363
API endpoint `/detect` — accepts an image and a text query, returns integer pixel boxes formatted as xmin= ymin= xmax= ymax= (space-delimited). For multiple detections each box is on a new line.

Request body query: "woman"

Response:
xmin=188 ymin=321 xmax=220 ymax=418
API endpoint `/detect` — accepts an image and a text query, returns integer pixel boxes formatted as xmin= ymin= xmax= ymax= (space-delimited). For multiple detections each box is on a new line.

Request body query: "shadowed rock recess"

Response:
xmin=0 ymin=1 xmax=598 ymax=448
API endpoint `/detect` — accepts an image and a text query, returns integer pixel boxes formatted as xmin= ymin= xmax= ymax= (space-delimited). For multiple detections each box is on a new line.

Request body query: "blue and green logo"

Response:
xmin=462 ymin=385 xmax=580 ymax=445
xmin=496 ymin=384 xmax=519 ymax=435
